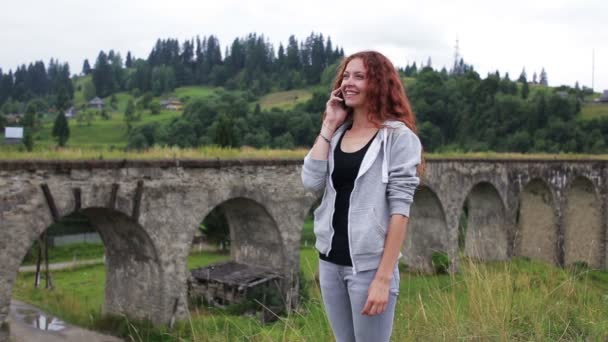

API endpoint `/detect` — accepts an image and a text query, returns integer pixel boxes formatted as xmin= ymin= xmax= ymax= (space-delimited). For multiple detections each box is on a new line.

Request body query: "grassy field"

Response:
xmin=171 ymin=86 xmax=222 ymax=100
xmin=580 ymin=102 xmax=608 ymax=120
xmin=12 ymin=248 xmax=608 ymax=341
xmin=72 ymin=75 xmax=92 ymax=105
xmin=21 ymin=243 xmax=106 ymax=266
xmin=3 ymin=145 xmax=608 ymax=161
xmin=257 ymin=89 xmax=313 ymax=110
xmin=0 ymin=145 xmax=311 ymax=160
xmin=401 ymin=76 xmax=416 ymax=90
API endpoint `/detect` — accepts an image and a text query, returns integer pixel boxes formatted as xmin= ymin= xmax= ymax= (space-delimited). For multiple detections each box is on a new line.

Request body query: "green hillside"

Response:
xmin=580 ymin=102 xmax=608 ymax=120
xmin=24 ymin=86 xmax=224 ymax=149
xmin=258 ymin=89 xmax=313 ymax=110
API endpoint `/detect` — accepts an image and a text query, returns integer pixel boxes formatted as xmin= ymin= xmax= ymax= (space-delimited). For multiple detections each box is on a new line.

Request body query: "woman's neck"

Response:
xmin=351 ymin=107 xmax=376 ymax=130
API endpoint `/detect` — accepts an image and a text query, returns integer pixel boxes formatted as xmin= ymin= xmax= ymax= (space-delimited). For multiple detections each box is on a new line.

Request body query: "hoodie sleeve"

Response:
xmin=386 ymin=129 xmax=422 ymax=217
xmin=301 ymin=149 xmax=328 ymax=195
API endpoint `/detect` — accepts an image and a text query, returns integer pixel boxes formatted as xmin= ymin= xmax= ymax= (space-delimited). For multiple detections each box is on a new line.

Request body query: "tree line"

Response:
xmin=405 ymin=65 xmax=602 ymax=154
xmin=0 ymin=32 xmax=342 ymax=110
xmin=0 ymin=59 xmax=73 ymax=112
xmin=1 ymin=31 xmax=606 ymax=154
xmin=126 ymin=62 xmax=607 ymax=154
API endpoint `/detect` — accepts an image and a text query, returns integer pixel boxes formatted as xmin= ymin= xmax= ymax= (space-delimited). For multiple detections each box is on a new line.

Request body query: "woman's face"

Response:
xmin=340 ymin=58 xmax=368 ymax=109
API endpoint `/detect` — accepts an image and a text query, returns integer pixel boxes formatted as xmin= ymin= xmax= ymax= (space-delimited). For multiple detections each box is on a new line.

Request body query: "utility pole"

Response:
xmin=453 ymin=39 xmax=460 ymax=74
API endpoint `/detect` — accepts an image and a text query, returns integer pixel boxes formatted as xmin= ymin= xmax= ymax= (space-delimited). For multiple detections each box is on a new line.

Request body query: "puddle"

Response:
xmin=13 ymin=307 xmax=66 ymax=331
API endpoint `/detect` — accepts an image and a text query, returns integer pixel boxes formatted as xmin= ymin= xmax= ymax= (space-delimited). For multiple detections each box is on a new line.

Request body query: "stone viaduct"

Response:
xmin=1 ymin=158 xmax=607 ymax=339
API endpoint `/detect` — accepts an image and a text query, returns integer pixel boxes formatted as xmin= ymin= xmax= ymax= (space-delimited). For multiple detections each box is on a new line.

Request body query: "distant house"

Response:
xmin=5 ymin=113 xmax=23 ymax=125
xmin=4 ymin=127 xmax=23 ymax=144
xmin=160 ymin=98 xmax=183 ymax=111
xmin=599 ymin=90 xmax=608 ymax=103
xmin=64 ymin=106 xmax=77 ymax=118
xmin=88 ymin=97 xmax=104 ymax=109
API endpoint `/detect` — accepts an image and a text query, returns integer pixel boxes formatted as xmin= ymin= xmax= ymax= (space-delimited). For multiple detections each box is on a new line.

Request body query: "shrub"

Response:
xmin=431 ymin=251 xmax=450 ymax=274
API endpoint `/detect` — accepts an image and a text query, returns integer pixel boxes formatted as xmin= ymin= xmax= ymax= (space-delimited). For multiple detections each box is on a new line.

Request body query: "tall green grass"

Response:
xmin=12 ymin=248 xmax=608 ymax=341
xmin=3 ymin=144 xmax=608 ymax=161
xmin=0 ymin=145 xmax=310 ymax=160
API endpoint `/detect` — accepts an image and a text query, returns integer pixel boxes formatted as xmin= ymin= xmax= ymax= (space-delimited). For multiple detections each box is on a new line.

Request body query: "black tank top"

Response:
xmin=319 ymin=125 xmax=378 ymax=266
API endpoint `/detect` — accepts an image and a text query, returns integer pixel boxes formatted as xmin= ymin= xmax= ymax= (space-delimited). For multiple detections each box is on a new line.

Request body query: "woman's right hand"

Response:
xmin=324 ymin=88 xmax=348 ymax=132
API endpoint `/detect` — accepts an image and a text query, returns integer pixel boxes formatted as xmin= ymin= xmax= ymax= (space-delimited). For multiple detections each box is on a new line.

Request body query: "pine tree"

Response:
xmin=518 ymin=68 xmax=527 ymax=82
xmin=521 ymin=80 xmax=530 ymax=99
xmin=125 ymin=51 xmax=133 ymax=68
xmin=23 ymin=128 xmax=34 ymax=151
xmin=82 ymin=59 xmax=92 ymax=75
xmin=56 ymin=87 xmax=71 ymax=112
xmin=52 ymin=113 xmax=70 ymax=147
xmin=539 ymin=68 xmax=548 ymax=86
xmin=277 ymin=43 xmax=285 ymax=71
xmin=286 ymin=35 xmax=300 ymax=70
xmin=92 ymin=51 xmax=114 ymax=97
xmin=125 ymin=99 xmax=135 ymax=132
xmin=532 ymin=72 xmax=538 ymax=84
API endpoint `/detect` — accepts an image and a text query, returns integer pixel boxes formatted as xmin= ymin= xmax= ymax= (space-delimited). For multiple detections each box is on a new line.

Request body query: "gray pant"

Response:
xmin=318 ymin=259 xmax=400 ymax=342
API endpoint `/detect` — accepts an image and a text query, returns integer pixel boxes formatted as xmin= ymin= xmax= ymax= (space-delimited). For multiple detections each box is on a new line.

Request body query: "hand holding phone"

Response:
xmin=324 ymin=88 xmax=348 ymax=131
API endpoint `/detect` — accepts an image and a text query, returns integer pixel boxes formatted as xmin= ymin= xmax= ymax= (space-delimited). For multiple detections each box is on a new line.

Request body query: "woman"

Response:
xmin=301 ymin=51 xmax=422 ymax=342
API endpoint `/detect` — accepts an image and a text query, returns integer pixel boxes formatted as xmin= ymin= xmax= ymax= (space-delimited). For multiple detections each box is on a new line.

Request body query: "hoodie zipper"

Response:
xmin=347 ymin=130 xmax=380 ymax=275
xmin=347 ymin=177 xmax=359 ymax=275
xmin=326 ymin=124 xmax=386 ymax=275
xmin=325 ymin=128 xmax=340 ymax=259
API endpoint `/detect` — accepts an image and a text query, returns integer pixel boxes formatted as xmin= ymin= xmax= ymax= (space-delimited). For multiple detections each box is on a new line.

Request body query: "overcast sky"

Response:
xmin=1 ymin=0 xmax=606 ymax=91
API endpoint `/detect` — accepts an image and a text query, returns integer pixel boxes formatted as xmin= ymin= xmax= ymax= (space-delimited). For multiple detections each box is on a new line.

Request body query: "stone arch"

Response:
xmin=0 ymin=200 xmax=164 ymax=338
xmin=460 ymin=182 xmax=508 ymax=260
xmin=563 ymin=177 xmax=604 ymax=268
xmin=0 ymin=184 xmax=54 ymax=340
xmin=516 ymin=178 xmax=558 ymax=264
xmin=403 ymin=185 xmax=449 ymax=272
xmin=79 ymin=207 xmax=164 ymax=321
xmin=194 ymin=196 xmax=286 ymax=271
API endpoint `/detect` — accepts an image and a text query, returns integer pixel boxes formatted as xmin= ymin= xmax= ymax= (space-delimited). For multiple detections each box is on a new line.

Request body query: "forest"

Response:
xmin=1 ymin=32 xmax=606 ymax=154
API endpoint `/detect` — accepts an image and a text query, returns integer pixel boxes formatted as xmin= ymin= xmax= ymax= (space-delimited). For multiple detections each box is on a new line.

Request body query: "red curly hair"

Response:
xmin=331 ymin=51 xmax=425 ymax=174
xmin=331 ymin=50 xmax=418 ymax=133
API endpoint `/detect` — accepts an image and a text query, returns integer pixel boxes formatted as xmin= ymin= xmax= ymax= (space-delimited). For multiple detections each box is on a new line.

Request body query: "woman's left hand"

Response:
xmin=361 ymin=278 xmax=390 ymax=316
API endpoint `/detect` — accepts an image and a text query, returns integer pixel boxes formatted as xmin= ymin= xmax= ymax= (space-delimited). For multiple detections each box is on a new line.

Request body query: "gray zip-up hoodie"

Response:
xmin=301 ymin=119 xmax=422 ymax=274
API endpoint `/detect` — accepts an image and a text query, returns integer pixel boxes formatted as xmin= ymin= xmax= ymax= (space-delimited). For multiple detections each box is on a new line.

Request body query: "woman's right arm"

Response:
xmin=301 ymin=123 xmax=335 ymax=193
xmin=301 ymin=88 xmax=347 ymax=193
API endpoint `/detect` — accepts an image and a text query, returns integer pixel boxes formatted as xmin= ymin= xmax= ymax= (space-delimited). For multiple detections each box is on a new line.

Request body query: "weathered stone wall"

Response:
xmin=406 ymin=159 xmax=608 ymax=272
xmin=464 ymin=182 xmax=508 ymax=261
xmin=1 ymin=158 xmax=607 ymax=340
xmin=0 ymin=159 xmax=316 ymax=339
xmin=563 ymin=177 xmax=604 ymax=268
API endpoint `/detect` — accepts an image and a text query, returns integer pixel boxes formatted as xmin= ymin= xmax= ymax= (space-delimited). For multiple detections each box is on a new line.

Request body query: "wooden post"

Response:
xmin=44 ymin=231 xmax=53 ymax=289
xmin=34 ymin=238 xmax=42 ymax=288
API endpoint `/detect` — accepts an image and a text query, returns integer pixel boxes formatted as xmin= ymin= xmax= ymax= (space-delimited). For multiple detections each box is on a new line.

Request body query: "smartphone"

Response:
xmin=336 ymin=90 xmax=347 ymax=109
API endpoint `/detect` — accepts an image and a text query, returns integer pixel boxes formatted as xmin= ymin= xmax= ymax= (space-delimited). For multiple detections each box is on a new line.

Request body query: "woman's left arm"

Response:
xmin=361 ymin=215 xmax=408 ymax=316
xmin=361 ymin=129 xmax=421 ymax=316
